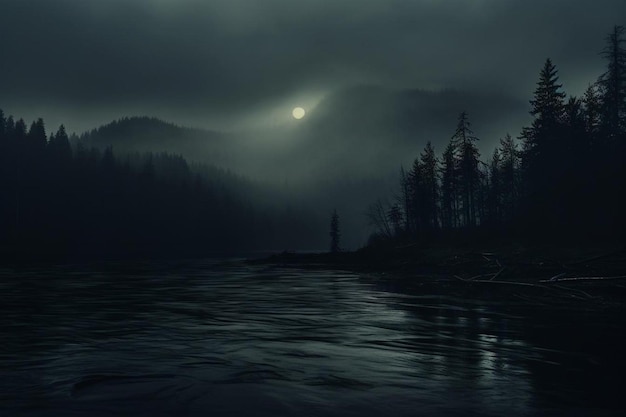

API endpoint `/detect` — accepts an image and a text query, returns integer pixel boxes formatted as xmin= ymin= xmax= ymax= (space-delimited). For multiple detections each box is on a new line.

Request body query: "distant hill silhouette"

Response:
xmin=80 ymin=86 xmax=527 ymax=184
xmin=81 ymin=117 xmax=232 ymax=164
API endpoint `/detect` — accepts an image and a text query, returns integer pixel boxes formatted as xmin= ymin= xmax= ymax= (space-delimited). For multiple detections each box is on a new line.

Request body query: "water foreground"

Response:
xmin=1 ymin=259 xmax=624 ymax=416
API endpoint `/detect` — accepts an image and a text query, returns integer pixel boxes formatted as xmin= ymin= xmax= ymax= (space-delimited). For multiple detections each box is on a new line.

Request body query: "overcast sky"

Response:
xmin=0 ymin=0 xmax=624 ymax=133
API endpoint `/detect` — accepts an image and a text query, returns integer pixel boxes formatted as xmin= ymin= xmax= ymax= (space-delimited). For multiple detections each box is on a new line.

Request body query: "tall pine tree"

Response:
xmin=598 ymin=25 xmax=626 ymax=140
xmin=451 ymin=112 xmax=480 ymax=228
xmin=440 ymin=141 xmax=458 ymax=230
xmin=520 ymin=59 xmax=566 ymax=233
xmin=419 ymin=141 xmax=440 ymax=231
xmin=329 ymin=209 xmax=341 ymax=253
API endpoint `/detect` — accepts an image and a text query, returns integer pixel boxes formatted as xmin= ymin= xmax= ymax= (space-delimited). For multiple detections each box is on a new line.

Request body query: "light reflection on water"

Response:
xmin=0 ymin=260 xmax=623 ymax=416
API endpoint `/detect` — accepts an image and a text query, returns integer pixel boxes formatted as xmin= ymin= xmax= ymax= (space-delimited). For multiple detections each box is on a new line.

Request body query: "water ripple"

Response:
xmin=0 ymin=260 xmax=624 ymax=416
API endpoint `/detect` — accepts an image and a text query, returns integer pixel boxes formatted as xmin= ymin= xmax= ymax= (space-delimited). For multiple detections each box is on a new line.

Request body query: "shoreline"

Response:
xmin=248 ymin=244 xmax=626 ymax=311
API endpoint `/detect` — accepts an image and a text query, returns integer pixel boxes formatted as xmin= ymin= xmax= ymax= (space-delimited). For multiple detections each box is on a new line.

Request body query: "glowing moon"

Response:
xmin=292 ymin=107 xmax=306 ymax=119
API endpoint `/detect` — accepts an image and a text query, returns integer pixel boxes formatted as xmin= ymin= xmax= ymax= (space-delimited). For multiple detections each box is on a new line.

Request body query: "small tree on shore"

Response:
xmin=329 ymin=209 xmax=341 ymax=253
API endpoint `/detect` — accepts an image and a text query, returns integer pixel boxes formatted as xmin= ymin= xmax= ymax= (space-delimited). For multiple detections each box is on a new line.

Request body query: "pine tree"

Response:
xmin=4 ymin=116 xmax=15 ymax=142
xmin=582 ymin=84 xmax=602 ymax=139
xmin=520 ymin=59 xmax=566 ymax=232
xmin=329 ymin=209 xmax=341 ymax=253
xmin=498 ymin=134 xmax=520 ymax=222
xmin=598 ymin=25 xmax=626 ymax=139
xmin=476 ymin=162 xmax=490 ymax=227
xmin=14 ymin=119 xmax=27 ymax=142
xmin=488 ymin=148 xmax=502 ymax=226
xmin=399 ymin=166 xmax=412 ymax=233
xmin=0 ymin=109 xmax=5 ymax=142
xmin=596 ymin=26 xmax=626 ymax=235
xmin=530 ymin=59 xmax=566 ymax=125
xmin=451 ymin=112 xmax=480 ymax=227
xmin=564 ymin=96 xmax=587 ymax=159
xmin=440 ymin=141 xmax=458 ymax=230
xmin=521 ymin=59 xmax=566 ymax=172
xmin=27 ymin=118 xmax=47 ymax=152
xmin=407 ymin=157 xmax=422 ymax=235
xmin=419 ymin=141 xmax=440 ymax=231
xmin=49 ymin=125 xmax=72 ymax=162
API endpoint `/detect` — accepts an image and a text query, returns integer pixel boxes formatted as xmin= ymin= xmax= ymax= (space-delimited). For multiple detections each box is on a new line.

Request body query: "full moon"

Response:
xmin=292 ymin=107 xmax=306 ymax=119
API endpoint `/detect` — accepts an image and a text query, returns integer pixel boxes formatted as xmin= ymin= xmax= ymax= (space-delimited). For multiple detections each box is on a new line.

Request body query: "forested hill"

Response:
xmin=0 ymin=113 xmax=325 ymax=260
xmin=80 ymin=117 xmax=231 ymax=164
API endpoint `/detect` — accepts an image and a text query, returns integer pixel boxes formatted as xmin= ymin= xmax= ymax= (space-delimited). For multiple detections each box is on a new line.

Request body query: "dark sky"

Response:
xmin=0 ymin=0 xmax=623 ymax=133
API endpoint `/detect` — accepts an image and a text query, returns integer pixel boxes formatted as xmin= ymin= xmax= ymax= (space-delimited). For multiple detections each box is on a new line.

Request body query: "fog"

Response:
xmin=0 ymin=0 xmax=623 ymax=249
xmin=1 ymin=0 xmax=621 ymax=132
xmin=73 ymin=84 xmax=534 ymax=248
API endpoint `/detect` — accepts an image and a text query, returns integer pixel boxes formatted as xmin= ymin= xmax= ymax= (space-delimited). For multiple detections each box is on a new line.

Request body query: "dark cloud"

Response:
xmin=0 ymin=0 xmax=623 ymax=132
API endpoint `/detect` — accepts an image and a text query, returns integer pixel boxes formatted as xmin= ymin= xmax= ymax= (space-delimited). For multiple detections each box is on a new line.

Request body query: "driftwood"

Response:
xmin=454 ymin=274 xmax=547 ymax=288
xmin=254 ymin=246 xmax=626 ymax=309
xmin=469 ymin=279 xmax=548 ymax=288
xmin=539 ymin=275 xmax=626 ymax=283
xmin=550 ymin=284 xmax=596 ymax=299
xmin=489 ymin=267 xmax=506 ymax=281
xmin=462 ymin=267 xmax=507 ymax=282
xmin=548 ymin=272 xmax=567 ymax=281
xmin=452 ymin=268 xmax=622 ymax=304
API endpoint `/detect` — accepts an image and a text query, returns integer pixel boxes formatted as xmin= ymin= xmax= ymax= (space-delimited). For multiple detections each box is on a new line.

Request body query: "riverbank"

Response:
xmin=249 ymin=243 xmax=626 ymax=310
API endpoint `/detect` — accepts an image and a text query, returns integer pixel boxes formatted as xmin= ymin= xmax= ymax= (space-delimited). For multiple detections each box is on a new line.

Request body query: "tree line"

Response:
xmin=0 ymin=114 xmax=321 ymax=259
xmin=368 ymin=26 xmax=626 ymax=246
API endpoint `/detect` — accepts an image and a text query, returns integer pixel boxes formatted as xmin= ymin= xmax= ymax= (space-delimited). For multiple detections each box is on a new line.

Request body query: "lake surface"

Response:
xmin=0 ymin=259 xmax=624 ymax=416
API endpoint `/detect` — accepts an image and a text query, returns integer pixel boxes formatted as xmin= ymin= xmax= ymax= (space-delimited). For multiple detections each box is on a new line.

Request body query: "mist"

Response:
xmin=73 ymin=84 xmax=528 ymax=248
xmin=0 ymin=0 xmax=624 ymax=250
xmin=2 ymin=3 xmax=626 ymax=417
xmin=1 ymin=0 xmax=621 ymax=132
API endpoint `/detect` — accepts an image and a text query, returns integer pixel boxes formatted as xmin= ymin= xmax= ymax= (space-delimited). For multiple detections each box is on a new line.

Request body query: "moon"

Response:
xmin=292 ymin=107 xmax=306 ymax=119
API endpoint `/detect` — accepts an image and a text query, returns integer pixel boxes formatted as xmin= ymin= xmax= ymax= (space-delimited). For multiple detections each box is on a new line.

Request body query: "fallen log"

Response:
xmin=539 ymin=275 xmax=626 ymax=283
xmin=489 ymin=267 xmax=506 ymax=281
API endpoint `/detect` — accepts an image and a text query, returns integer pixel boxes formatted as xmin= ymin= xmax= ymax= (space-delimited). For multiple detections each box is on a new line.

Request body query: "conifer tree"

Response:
xmin=4 ymin=116 xmax=15 ymax=142
xmin=488 ymin=148 xmax=502 ymax=226
xmin=521 ymin=59 xmax=566 ymax=171
xmin=440 ymin=141 xmax=458 ymax=230
xmin=49 ymin=125 xmax=72 ymax=162
xmin=27 ymin=118 xmax=47 ymax=152
xmin=498 ymin=134 xmax=519 ymax=222
xmin=520 ymin=59 xmax=566 ymax=232
xmin=407 ymin=157 xmax=422 ymax=235
xmin=451 ymin=112 xmax=480 ymax=227
xmin=582 ymin=84 xmax=602 ymax=139
xmin=14 ymin=119 xmax=27 ymax=142
xmin=0 ymin=109 xmax=5 ymax=142
xmin=399 ymin=166 xmax=412 ymax=233
xmin=329 ymin=209 xmax=341 ymax=253
xmin=530 ymin=59 xmax=566 ymax=125
xmin=598 ymin=25 xmax=626 ymax=139
xmin=564 ymin=96 xmax=587 ymax=160
xmin=419 ymin=141 xmax=440 ymax=231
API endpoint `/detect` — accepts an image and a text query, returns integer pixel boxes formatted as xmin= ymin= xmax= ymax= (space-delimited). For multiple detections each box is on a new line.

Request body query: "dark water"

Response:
xmin=0 ymin=260 xmax=624 ymax=416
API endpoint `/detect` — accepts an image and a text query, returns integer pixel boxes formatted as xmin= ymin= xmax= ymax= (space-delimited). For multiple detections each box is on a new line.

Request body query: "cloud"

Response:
xmin=0 ymin=0 xmax=623 ymax=132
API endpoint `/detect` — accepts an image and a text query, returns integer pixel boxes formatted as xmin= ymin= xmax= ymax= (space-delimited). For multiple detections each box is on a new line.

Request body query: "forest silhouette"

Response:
xmin=1 ymin=26 xmax=624 ymax=260
xmin=0 ymin=117 xmax=321 ymax=259
xmin=367 ymin=26 xmax=626 ymax=248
